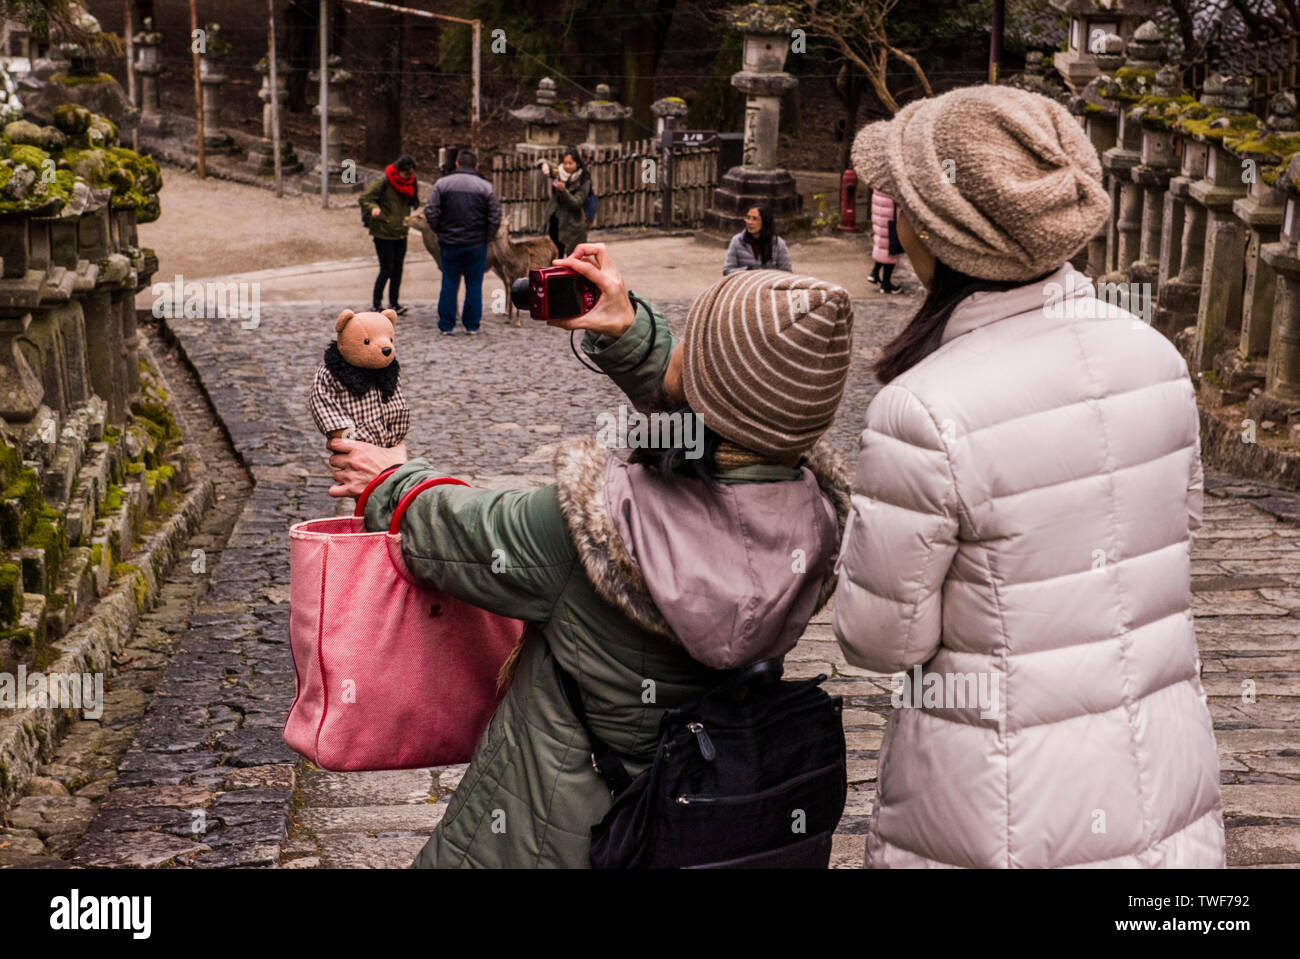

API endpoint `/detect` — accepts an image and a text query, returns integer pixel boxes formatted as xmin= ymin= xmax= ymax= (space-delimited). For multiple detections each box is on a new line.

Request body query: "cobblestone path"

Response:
xmin=4 ymin=292 xmax=1298 ymax=868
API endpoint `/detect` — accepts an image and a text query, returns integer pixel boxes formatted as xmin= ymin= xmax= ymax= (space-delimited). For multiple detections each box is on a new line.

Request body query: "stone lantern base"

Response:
xmin=302 ymin=162 xmax=365 ymax=194
xmin=193 ymin=129 xmax=236 ymax=156
xmin=702 ymin=166 xmax=805 ymax=237
xmin=246 ymin=138 xmax=303 ymax=176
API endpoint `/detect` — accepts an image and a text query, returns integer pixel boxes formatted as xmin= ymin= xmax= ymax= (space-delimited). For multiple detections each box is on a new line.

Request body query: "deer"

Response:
xmin=404 ymin=210 xmax=559 ymax=327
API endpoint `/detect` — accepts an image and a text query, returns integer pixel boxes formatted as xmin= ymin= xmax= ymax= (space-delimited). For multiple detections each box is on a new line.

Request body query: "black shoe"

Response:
xmin=390 ymin=304 xmax=409 ymax=316
xmin=371 ymin=303 xmax=383 ymax=313
xmin=879 ymin=283 xmax=903 ymax=295
xmin=867 ymin=274 xmax=880 ymax=286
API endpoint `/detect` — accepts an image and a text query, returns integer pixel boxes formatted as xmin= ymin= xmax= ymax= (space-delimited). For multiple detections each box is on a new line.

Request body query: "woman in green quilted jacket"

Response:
xmin=327 ymin=246 xmax=854 ymax=867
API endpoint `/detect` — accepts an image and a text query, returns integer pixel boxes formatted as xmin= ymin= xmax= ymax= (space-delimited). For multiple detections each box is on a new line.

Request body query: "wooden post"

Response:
xmin=320 ymin=0 xmax=329 ymax=208
xmin=190 ymin=0 xmax=205 ymax=178
xmin=989 ymin=0 xmax=1004 ymax=85
xmin=660 ymin=118 xmax=674 ymax=230
xmin=124 ymin=0 xmax=137 ymax=151
xmin=471 ymin=19 xmax=481 ymax=151
xmin=269 ymin=0 xmax=283 ymax=197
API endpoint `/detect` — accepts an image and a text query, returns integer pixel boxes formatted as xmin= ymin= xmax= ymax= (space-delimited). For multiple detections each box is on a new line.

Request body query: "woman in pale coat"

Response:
xmin=723 ymin=205 xmax=792 ymax=275
xmin=835 ymin=85 xmax=1225 ymax=868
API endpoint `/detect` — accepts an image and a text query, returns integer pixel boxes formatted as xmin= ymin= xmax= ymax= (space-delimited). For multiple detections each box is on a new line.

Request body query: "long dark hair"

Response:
xmin=747 ymin=205 xmax=776 ymax=264
xmin=873 ymin=259 xmax=1051 ymax=383
xmin=561 ymin=147 xmax=588 ymax=184
xmin=631 ymin=382 xmax=725 ymax=481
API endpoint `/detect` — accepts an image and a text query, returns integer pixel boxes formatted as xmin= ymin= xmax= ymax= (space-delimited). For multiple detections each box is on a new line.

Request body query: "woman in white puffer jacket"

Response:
xmin=835 ymin=85 xmax=1225 ymax=868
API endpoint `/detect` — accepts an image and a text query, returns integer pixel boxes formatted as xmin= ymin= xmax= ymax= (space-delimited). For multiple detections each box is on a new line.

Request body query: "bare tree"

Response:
xmin=797 ymin=0 xmax=933 ymax=115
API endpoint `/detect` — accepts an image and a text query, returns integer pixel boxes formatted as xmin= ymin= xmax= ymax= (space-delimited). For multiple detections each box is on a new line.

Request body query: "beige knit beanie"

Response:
xmin=681 ymin=269 xmax=853 ymax=460
xmin=850 ymin=85 xmax=1109 ymax=281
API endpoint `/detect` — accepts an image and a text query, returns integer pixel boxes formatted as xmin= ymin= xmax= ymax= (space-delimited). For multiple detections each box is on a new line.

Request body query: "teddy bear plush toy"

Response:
xmin=309 ymin=308 xmax=410 ymax=449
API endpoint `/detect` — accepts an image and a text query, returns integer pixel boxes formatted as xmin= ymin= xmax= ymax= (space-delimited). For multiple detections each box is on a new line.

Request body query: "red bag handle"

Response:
xmin=354 ymin=465 xmax=402 ymax=517
xmin=389 ymin=477 xmax=470 ymax=535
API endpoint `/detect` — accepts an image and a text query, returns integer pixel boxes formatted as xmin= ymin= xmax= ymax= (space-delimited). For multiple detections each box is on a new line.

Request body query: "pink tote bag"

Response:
xmin=284 ymin=469 xmax=524 ymax=771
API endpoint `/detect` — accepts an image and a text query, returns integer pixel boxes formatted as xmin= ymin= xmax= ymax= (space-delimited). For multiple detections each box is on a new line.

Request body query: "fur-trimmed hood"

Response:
xmin=553 ymin=437 xmax=850 ymax=670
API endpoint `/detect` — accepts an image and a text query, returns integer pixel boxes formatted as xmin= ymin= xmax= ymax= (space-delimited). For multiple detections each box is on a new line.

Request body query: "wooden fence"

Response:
xmin=490 ymin=139 xmax=720 ymax=234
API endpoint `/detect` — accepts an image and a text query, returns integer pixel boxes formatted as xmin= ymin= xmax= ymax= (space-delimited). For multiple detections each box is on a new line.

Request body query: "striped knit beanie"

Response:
xmin=681 ymin=269 xmax=853 ymax=461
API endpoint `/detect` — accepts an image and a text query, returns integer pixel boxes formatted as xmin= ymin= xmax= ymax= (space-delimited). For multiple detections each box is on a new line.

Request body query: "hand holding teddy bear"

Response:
xmin=310 ymin=308 xmax=412 ymax=496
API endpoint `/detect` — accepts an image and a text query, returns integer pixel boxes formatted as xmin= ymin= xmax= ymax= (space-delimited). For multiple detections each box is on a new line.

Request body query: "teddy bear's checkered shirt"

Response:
xmin=310 ymin=364 xmax=410 ymax=447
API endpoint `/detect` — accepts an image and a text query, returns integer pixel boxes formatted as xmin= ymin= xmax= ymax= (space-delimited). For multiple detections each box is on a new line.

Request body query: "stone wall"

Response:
xmin=0 ymin=97 xmax=189 ymax=803
xmin=1059 ymin=21 xmax=1300 ymax=488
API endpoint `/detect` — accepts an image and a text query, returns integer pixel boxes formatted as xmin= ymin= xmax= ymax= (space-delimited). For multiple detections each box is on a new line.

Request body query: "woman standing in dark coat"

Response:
xmin=360 ymin=154 xmax=419 ymax=315
xmin=540 ymin=148 xmax=592 ymax=258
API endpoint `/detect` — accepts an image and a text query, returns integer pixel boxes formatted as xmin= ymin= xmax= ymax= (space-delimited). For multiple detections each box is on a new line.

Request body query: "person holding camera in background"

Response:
xmin=324 ymin=246 xmax=854 ymax=868
xmin=425 ymin=150 xmax=502 ymax=336
xmin=360 ymin=154 xmax=419 ymax=316
xmin=541 ymin=148 xmax=592 ymax=258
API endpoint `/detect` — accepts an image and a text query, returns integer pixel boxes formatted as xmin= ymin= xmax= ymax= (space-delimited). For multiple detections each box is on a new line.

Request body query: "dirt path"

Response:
xmin=136 ymin=167 xmax=882 ymax=305
xmin=138 ymin=170 xmax=368 ymax=280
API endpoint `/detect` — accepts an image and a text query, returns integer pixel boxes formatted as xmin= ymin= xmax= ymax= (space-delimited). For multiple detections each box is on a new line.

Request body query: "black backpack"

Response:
xmin=554 ymin=652 xmax=847 ymax=869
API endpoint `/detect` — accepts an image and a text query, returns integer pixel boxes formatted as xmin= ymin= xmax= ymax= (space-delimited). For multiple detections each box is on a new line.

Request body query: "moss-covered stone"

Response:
xmin=39 ymin=126 xmax=66 ymax=152
xmin=8 ymin=143 xmax=49 ymax=170
xmin=0 ymin=561 xmax=21 ymax=625
xmin=1 ymin=465 xmax=42 ymax=545
xmin=53 ymin=104 xmax=92 ymax=135
xmin=50 ymin=71 xmax=117 ymax=88
xmin=101 ymin=483 xmax=123 ymax=515
xmin=2 ymin=105 xmax=160 ymax=217
xmin=131 ymin=399 xmax=181 ymax=444
xmin=3 ymin=119 xmax=44 ymax=146
xmin=24 ymin=505 xmax=65 ymax=595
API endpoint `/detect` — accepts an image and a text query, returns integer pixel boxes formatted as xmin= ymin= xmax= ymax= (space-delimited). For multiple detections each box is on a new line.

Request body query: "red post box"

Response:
xmin=838 ymin=168 xmax=862 ymax=232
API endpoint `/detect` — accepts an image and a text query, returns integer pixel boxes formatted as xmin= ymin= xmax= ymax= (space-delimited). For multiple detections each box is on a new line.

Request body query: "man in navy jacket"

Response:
xmin=425 ymin=151 xmax=502 ymax=335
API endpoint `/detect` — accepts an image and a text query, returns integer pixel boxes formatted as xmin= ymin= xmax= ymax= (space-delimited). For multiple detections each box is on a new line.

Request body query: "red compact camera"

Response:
xmin=509 ymin=267 xmax=600 ymax=321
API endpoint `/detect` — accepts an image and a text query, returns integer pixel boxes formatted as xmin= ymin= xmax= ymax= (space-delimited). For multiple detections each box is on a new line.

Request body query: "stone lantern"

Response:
xmin=198 ymin=23 xmax=233 ymax=155
xmin=1231 ymin=94 xmax=1296 ymax=387
xmin=1189 ymin=74 xmax=1251 ymax=373
xmin=133 ymin=19 xmax=164 ymax=134
xmin=1129 ymin=59 xmax=1182 ymax=290
xmin=1005 ymin=50 xmax=1069 ymax=104
xmin=510 ymin=77 xmax=564 ymax=158
xmin=311 ymin=54 xmax=356 ymax=188
xmin=577 ymin=84 xmax=631 ymax=148
xmin=1052 ymin=0 xmax=1157 ymax=95
xmin=1256 ymin=154 xmax=1300 ymax=426
xmin=651 ymin=95 xmax=690 ymax=145
xmin=1100 ymin=26 xmax=1162 ymax=286
xmin=246 ymin=58 xmax=302 ymax=175
xmin=703 ymin=3 xmax=803 ymax=237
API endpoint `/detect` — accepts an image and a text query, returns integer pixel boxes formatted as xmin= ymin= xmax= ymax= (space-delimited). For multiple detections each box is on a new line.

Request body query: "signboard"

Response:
xmin=666 ymin=129 xmax=719 ymax=148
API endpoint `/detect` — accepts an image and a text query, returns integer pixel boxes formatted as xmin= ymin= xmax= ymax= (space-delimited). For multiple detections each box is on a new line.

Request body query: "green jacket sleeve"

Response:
xmin=359 ymin=176 xmax=383 ymax=211
xmin=363 ymin=460 xmax=577 ymax=624
xmin=579 ymin=296 xmax=675 ymax=413
xmin=554 ymin=176 xmax=590 ymax=211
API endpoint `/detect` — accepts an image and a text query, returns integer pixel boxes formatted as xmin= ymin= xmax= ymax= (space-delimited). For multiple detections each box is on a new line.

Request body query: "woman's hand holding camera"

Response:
xmin=549 ymin=243 xmax=635 ymax=339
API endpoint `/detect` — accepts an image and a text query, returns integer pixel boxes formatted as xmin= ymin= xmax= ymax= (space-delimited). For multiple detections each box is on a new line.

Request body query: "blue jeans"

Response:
xmin=438 ymin=242 xmax=488 ymax=332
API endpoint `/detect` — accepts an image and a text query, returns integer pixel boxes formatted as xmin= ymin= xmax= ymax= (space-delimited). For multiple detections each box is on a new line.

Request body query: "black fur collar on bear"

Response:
xmin=324 ymin=341 xmax=400 ymax=400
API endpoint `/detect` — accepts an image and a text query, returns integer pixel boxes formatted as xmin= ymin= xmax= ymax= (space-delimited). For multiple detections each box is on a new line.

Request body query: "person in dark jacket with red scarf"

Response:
xmin=360 ymin=154 xmax=419 ymax=316
xmin=722 ymin=205 xmax=793 ymax=275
